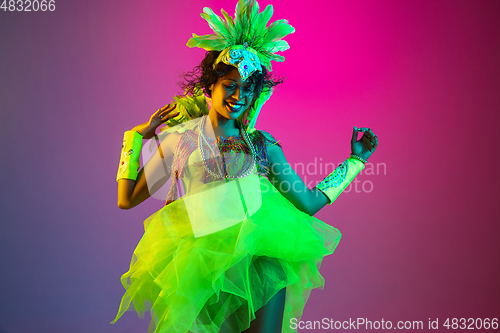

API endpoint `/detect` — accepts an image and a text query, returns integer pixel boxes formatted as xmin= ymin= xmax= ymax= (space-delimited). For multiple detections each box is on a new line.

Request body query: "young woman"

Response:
xmin=111 ymin=1 xmax=378 ymax=332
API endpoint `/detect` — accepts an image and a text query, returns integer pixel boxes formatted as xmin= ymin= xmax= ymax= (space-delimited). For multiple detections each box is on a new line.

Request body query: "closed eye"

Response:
xmin=223 ymin=84 xmax=254 ymax=95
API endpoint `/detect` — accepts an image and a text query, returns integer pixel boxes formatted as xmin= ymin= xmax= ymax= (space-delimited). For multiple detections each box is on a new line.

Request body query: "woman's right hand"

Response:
xmin=132 ymin=104 xmax=180 ymax=140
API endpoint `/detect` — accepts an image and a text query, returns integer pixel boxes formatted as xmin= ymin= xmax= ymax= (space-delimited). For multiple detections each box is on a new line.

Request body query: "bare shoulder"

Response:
xmin=255 ymin=129 xmax=284 ymax=160
xmin=255 ymin=129 xmax=280 ymax=146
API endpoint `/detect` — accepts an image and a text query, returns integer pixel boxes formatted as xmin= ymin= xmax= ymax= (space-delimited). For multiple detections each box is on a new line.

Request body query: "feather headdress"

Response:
xmin=187 ymin=0 xmax=295 ymax=78
xmin=186 ymin=0 xmax=294 ymax=132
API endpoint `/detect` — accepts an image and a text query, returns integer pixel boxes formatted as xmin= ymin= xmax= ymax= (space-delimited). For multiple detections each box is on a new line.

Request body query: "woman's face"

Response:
xmin=210 ymin=68 xmax=254 ymax=121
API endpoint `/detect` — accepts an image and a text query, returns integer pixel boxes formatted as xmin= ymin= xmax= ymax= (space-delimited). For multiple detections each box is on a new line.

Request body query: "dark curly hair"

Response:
xmin=179 ymin=50 xmax=283 ymax=104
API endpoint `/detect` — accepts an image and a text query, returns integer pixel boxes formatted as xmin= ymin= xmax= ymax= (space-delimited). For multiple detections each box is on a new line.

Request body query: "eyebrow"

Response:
xmin=224 ymin=79 xmax=253 ymax=87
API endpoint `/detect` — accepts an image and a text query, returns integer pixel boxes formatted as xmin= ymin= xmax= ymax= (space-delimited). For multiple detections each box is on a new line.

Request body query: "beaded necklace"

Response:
xmin=164 ymin=123 xmax=280 ymax=205
xmin=198 ymin=116 xmax=257 ymax=179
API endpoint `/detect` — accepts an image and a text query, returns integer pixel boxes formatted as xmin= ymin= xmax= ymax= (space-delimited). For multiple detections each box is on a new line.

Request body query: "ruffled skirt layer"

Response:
xmin=111 ymin=176 xmax=341 ymax=333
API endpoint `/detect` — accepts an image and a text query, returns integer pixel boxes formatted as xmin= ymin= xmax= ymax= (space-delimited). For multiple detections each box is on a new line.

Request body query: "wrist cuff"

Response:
xmin=116 ymin=131 xmax=143 ymax=182
xmin=316 ymin=156 xmax=365 ymax=204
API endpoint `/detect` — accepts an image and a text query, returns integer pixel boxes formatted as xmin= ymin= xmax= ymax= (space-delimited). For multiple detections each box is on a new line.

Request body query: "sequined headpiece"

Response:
xmin=186 ymin=0 xmax=294 ymax=131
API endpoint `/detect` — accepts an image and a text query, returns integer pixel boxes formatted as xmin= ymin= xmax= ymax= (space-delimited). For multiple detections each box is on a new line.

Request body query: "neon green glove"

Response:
xmin=315 ymin=156 xmax=365 ymax=204
xmin=116 ymin=131 xmax=143 ymax=182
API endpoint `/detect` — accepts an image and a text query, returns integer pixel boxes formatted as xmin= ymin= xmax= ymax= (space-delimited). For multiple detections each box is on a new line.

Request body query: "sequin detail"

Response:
xmin=220 ymin=46 xmax=262 ymax=81
xmin=199 ymin=134 xmax=255 ymax=181
xmin=164 ymin=129 xmax=280 ymax=205
xmin=316 ymin=160 xmax=349 ymax=192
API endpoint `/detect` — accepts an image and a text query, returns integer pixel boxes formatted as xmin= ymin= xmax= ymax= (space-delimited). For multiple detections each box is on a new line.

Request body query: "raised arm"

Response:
xmin=117 ymin=137 xmax=176 ymax=209
xmin=116 ymin=104 xmax=179 ymax=209
xmin=264 ymin=126 xmax=378 ymax=216
xmin=117 ymin=175 xmax=153 ymax=210
xmin=266 ymin=143 xmax=329 ymax=216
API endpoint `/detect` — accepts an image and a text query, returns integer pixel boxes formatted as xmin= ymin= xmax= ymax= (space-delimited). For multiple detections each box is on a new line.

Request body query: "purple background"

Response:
xmin=1 ymin=0 xmax=499 ymax=332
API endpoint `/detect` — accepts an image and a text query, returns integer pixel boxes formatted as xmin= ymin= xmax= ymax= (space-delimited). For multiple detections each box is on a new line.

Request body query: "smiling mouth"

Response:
xmin=227 ymin=102 xmax=244 ymax=112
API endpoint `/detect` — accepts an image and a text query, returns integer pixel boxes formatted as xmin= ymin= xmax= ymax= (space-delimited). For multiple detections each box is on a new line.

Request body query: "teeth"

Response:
xmin=228 ymin=103 xmax=242 ymax=110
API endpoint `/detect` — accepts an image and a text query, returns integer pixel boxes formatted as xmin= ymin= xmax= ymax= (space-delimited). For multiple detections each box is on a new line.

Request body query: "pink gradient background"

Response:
xmin=1 ymin=0 xmax=499 ymax=332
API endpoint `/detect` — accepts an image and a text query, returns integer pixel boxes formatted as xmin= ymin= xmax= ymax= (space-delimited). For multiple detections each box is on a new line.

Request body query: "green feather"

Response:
xmin=246 ymin=0 xmax=260 ymax=41
xmin=221 ymin=9 xmax=235 ymax=29
xmin=162 ymin=89 xmax=209 ymax=128
xmin=270 ymin=54 xmax=285 ymax=62
xmin=263 ymin=20 xmax=295 ymax=43
xmin=264 ymin=52 xmax=285 ymax=64
xmin=252 ymin=5 xmax=273 ymax=40
xmin=234 ymin=0 xmax=245 ymax=38
xmin=261 ymin=40 xmax=290 ymax=53
xmin=201 ymin=8 xmax=231 ymax=39
xmin=187 ymin=34 xmax=228 ymax=51
xmin=221 ymin=8 xmax=236 ymax=41
xmin=257 ymin=59 xmax=272 ymax=71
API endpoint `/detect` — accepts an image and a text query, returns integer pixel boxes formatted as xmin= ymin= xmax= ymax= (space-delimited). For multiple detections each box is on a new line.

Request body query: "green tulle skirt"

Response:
xmin=111 ymin=176 xmax=341 ymax=332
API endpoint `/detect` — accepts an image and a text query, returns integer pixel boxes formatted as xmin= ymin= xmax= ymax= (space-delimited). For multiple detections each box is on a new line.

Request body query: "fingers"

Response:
xmin=367 ymin=128 xmax=375 ymax=146
xmin=158 ymin=103 xmax=176 ymax=114
xmin=367 ymin=129 xmax=377 ymax=152
xmin=355 ymin=126 xmax=378 ymax=152
xmin=351 ymin=126 xmax=359 ymax=144
xmin=158 ymin=104 xmax=180 ymax=121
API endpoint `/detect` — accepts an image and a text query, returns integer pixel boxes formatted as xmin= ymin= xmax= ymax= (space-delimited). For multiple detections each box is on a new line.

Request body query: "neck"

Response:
xmin=208 ymin=110 xmax=240 ymax=138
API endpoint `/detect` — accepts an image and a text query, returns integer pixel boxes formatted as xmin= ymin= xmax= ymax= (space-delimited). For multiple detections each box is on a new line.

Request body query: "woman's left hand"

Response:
xmin=351 ymin=126 xmax=378 ymax=161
